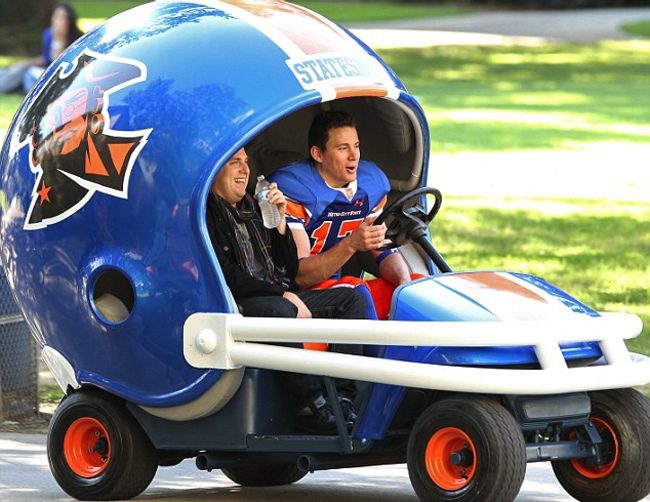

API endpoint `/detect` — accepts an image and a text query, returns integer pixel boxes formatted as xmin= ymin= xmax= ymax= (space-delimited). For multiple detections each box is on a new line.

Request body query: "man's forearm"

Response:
xmin=294 ymin=238 xmax=356 ymax=288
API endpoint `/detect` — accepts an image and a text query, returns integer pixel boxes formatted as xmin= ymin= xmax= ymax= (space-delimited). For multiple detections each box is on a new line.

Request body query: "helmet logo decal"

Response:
xmin=18 ymin=49 xmax=151 ymax=230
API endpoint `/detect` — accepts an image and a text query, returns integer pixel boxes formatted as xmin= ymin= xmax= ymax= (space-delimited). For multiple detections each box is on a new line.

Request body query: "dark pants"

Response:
xmin=238 ymin=287 xmax=367 ymax=320
xmin=238 ymin=287 xmax=367 ymax=404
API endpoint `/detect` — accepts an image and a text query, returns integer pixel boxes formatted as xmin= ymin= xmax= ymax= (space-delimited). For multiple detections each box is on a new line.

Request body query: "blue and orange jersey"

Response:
xmin=270 ymin=159 xmax=390 ymax=256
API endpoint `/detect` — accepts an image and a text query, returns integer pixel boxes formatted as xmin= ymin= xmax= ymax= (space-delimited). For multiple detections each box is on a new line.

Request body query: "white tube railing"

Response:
xmin=183 ymin=312 xmax=650 ymax=395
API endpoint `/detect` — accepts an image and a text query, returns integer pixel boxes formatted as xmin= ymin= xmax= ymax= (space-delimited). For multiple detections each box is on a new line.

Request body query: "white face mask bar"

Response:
xmin=183 ymin=310 xmax=648 ymax=395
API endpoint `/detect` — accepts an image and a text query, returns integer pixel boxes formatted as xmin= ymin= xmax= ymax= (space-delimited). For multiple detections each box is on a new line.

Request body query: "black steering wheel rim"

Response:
xmin=374 ymin=186 xmax=442 ymax=248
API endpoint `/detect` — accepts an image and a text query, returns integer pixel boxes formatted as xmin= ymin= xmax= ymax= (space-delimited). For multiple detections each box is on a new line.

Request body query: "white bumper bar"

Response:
xmin=183 ymin=313 xmax=650 ymax=395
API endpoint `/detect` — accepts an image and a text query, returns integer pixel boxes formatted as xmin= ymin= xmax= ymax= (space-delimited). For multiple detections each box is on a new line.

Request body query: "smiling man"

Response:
xmin=270 ymin=111 xmax=411 ymax=294
xmin=206 ymin=147 xmax=368 ymax=433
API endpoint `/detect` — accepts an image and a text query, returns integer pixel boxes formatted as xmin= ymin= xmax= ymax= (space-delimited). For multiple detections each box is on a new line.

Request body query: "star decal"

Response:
xmin=37 ymin=181 xmax=52 ymax=205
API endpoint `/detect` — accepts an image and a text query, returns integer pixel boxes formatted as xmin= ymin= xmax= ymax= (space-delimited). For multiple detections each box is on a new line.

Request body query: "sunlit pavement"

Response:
xmin=349 ymin=8 xmax=650 ymax=45
xmin=0 ymin=431 xmax=609 ymax=502
xmin=429 ymin=143 xmax=650 ymax=203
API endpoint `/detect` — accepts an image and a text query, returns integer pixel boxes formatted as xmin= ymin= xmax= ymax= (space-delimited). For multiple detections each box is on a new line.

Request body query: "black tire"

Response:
xmin=47 ymin=389 xmax=158 ymax=500
xmin=221 ymin=463 xmax=307 ymax=487
xmin=407 ymin=395 xmax=526 ymax=502
xmin=552 ymin=388 xmax=650 ymax=502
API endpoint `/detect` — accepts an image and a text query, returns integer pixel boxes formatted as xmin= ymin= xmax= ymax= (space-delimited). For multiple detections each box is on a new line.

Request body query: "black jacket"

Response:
xmin=206 ymin=193 xmax=299 ymax=299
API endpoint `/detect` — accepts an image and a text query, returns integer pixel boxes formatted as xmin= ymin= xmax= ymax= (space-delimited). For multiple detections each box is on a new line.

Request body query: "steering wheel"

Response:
xmin=374 ymin=187 xmax=442 ymax=249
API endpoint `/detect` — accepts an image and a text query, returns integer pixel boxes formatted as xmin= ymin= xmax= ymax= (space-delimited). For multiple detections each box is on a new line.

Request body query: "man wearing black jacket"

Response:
xmin=206 ymin=147 xmax=366 ymax=433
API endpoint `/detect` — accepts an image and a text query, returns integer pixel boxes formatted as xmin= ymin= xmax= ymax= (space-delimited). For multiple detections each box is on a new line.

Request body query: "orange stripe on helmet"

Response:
xmin=335 ymin=87 xmax=389 ymax=99
xmin=227 ymin=0 xmax=353 ymax=55
xmin=462 ymin=272 xmax=547 ymax=303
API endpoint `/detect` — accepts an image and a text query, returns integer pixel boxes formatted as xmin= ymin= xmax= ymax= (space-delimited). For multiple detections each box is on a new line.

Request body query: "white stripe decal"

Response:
xmin=182 ymin=1 xmax=397 ymax=102
xmin=186 ymin=0 xmax=303 ymax=57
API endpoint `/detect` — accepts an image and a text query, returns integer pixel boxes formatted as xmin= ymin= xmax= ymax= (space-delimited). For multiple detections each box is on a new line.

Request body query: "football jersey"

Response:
xmin=270 ymin=160 xmax=390 ymax=257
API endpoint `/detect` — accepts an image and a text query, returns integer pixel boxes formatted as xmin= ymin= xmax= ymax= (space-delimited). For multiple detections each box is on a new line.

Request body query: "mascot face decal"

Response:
xmin=18 ymin=49 xmax=151 ymax=229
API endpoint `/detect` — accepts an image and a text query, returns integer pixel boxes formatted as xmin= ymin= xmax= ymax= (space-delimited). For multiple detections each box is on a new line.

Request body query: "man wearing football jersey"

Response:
xmin=270 ymin=111 xmax=411 ymax=293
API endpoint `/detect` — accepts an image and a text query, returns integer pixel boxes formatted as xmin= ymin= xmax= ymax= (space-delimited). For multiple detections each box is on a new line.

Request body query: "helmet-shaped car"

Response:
xmin=1 ymin=1 xmax=649 ymax=501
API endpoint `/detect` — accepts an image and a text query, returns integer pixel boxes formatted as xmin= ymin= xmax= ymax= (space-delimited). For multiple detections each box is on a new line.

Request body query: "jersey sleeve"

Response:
xmin=284 ymin=199 xmax=311 ymax=228
xmin=269 ymin=162 xmax=316 ymax=228
xmin=369 ymin=194 xmax=388 ymax=217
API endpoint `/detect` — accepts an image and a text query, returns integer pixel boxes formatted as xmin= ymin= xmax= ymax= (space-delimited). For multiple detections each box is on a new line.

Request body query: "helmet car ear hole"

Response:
xmin=91 ymin=268 xmax=134 ymax=324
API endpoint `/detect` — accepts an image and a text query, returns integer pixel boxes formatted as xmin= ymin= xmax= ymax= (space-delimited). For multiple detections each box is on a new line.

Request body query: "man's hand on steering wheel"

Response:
xmin=373 ymin=187 xmax=442 ymax=249
xmin=348 ymin=215 xmax=389 ymax=252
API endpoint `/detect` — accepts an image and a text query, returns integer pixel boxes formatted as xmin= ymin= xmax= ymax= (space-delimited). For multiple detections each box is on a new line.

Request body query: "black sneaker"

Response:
xmin=339 ymin=397 xmax=358 ymax=427
xmin=296 ymin=394 xmax=337 ymax=434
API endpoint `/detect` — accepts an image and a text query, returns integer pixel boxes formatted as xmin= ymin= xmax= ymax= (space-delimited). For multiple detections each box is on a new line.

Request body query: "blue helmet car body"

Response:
xmin=2 ymin=3 xmax=649 ymax=502
xmin=0 ymin=0 xmax=414 ymax=409
xmin=0 ymin=0 xmax=601 ymax=412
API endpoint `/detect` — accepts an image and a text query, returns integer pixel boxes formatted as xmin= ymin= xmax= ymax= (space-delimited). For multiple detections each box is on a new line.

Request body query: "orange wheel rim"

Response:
xmin=425 ymin=427 xmax=477 ymax=491
xmin=63 ymin=417 xmax=112 ymax=478
xmin=570 ymin=417 xmax=619 ymax=479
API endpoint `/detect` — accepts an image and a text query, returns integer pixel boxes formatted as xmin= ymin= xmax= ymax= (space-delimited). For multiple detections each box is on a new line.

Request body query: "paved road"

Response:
xmin=3 ymin=431 xmax=649 ymax=502
xmin=350 ymin=7 xmax=650 ymax=45
xmin=430 ymin=143 xmax=650 ymax=202
xmin=0 ymin=431 xmax=593 ymax=502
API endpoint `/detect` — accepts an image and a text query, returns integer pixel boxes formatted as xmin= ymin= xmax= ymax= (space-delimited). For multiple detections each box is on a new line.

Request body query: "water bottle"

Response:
xmin=255 ymin=175 xmax=282 ymax=229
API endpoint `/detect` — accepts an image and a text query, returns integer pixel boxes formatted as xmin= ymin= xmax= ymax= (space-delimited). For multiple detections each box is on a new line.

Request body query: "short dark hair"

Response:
xmin=308 ymin=111 xmax=357 ymax=155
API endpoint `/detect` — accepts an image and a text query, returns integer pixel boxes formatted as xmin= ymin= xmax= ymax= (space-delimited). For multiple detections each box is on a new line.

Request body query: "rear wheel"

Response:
xmin=407 ymin=395 xmax=526 ymax=502
xmin=552 ymin=388 xmax=650 ymax=502
xmin=47 ymin=389 xmax=158 ymax=500
xmin=222 ymin=463 xmax=307 ymax=487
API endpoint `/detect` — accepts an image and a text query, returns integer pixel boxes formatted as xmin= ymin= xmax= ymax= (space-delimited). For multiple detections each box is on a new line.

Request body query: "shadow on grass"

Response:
xmin=427 ymin=120 xmax=646 ymax=152
xmin=379 ymin=43 xmax=650 ymax=152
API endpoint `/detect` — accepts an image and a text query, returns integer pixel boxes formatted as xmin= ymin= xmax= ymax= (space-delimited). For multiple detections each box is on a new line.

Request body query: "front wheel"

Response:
xmin=552 ymin=388 xmax=650 ymax=502
xmin=47 ymin=389 xmax=158 ymax=500
xmin=407 ymin=395 xmax=526 ymax=502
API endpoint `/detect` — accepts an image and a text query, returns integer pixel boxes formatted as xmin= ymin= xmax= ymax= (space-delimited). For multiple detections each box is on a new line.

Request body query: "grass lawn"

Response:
xmin=377 ymin=41 xmax=650 ymax=153
xmin=621 ymin=19 xmax=650 ymax=38
xmin=70 ymin=0 xmax=146 ymax=19
xmin=293 ymin=1 xmax=465 ymax=23
xmin=0 ymin=94 xmax=23 ymax=127
xmin=375 ymin=41 xmax=649 ymax=354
